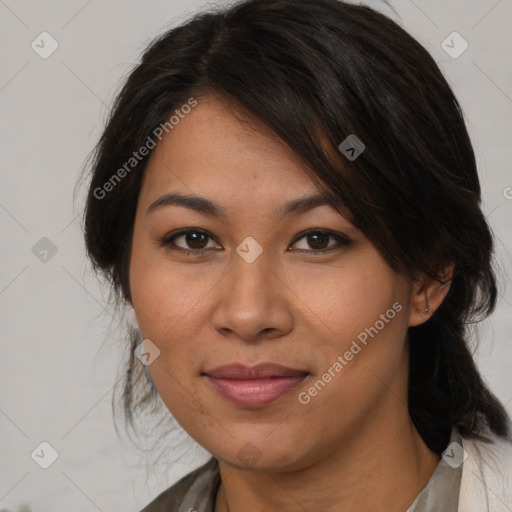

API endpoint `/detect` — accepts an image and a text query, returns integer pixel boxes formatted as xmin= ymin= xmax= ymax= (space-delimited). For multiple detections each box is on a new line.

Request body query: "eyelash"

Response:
xmin=160 ymin=228 xmax=352 ymax=257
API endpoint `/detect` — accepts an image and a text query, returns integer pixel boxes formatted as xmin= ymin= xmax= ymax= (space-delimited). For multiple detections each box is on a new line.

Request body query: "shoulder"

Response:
xmin=139 ymin=457 xmax=220 ymax=512
xmin=459 ymin=428 xmax=512 ymax=512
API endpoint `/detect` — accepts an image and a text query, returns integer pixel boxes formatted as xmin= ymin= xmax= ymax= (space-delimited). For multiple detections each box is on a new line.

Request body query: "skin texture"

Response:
xmin=129 ymin=94 xmax=453 ymax=512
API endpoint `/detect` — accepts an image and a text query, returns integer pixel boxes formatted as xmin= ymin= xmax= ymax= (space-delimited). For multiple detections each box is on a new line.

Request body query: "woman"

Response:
xmin=82 ymin=0 xmax=512 ymax=510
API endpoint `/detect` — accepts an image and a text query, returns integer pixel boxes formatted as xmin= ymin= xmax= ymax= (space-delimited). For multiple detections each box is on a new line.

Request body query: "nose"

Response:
xmin=211 ymin=246 xmax=294 ymax=343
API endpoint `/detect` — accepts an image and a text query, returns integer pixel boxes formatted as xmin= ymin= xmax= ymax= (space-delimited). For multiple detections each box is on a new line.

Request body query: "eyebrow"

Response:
xmin=146 ymin=191 xmax=342 ymax=220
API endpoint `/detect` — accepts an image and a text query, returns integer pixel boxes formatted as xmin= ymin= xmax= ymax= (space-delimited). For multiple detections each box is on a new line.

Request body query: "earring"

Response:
xmin=424 ymin=292 xmax=429 ymax=313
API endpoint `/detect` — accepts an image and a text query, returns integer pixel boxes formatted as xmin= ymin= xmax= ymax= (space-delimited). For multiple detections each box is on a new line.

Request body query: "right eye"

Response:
xmin=160 ymin=228 xmax=222 ymax=255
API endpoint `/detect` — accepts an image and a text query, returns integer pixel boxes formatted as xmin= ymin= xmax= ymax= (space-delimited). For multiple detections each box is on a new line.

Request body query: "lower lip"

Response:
xmin=205 ymin=375 xmax=308 ymax=408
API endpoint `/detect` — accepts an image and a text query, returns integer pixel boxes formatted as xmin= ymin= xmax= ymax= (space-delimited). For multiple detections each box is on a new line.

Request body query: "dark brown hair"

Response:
xmin=82 ymin=0 xmax=510 ymax=453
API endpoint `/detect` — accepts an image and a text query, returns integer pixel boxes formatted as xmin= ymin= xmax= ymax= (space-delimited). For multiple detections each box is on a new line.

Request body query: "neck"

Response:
xmin=215 ymin=413 xmax=439 ymax=512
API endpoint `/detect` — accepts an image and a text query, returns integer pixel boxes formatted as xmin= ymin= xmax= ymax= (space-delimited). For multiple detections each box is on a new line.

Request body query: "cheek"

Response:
xmin=284 ymin=257 xmax=407 ymax=349
xmin=129 ymin=254 xmax=213 ymax=427
xmin=287 ymin=259 xmax=410 ymax=405
xmin=130 ymin=242 xmax=217 ymax=340
xmin=129 ymin=246 xmax=228 ymax=413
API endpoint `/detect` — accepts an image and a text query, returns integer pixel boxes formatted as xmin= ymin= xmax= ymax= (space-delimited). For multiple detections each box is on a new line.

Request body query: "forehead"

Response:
xmin=139 ymin=94 xmax=320 ymax=205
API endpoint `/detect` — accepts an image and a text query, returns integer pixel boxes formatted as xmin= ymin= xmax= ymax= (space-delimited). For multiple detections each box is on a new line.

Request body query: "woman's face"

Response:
xmin=129 ymin=94 xmax=422 ymax=470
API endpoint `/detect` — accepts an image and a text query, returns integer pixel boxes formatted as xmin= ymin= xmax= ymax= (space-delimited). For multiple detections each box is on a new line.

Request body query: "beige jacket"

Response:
xmin=459 ymin=430 xmax=512 ymax=511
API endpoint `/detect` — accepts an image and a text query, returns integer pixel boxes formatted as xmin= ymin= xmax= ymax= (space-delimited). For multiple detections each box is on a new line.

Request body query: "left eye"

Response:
xmin=290 ymin=230 xmax=351 ymax=252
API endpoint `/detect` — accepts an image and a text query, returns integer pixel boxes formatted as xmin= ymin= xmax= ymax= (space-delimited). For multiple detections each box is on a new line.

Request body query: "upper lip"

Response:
xmin=203 ymin=363 xmax=309 ymax=379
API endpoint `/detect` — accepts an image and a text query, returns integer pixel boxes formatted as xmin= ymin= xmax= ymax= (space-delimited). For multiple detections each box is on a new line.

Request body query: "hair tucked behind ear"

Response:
xmin=409 ymin=314 xmax=508 ymax=453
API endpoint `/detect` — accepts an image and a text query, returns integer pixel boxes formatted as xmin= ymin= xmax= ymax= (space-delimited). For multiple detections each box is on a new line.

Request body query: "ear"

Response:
xmin=408 ymin=264 xmax=454 ymax=327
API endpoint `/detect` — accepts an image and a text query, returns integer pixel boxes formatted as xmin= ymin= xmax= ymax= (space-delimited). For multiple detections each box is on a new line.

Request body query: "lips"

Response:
xmin=202 ymin=363 xmax=310 ymax=408
xmin=204 ymin=362 xmax=309 ymax=379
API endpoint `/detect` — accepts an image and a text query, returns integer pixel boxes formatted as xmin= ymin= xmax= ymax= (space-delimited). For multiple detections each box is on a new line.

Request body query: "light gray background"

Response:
xmin=1 ymin=1 xmax=511 ymax=511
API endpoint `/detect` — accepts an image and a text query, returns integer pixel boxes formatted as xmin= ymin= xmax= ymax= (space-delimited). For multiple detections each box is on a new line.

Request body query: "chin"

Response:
xmin=208 ymin=434 xmax=318 ymax=473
